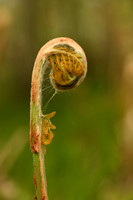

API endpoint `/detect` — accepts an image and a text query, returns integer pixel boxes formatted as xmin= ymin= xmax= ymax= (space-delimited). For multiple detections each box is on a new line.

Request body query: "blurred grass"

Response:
xmin=1 ymin=0 xmax=133 ymax=199
xmin=0 ymin=79 xmax=125 ymax=199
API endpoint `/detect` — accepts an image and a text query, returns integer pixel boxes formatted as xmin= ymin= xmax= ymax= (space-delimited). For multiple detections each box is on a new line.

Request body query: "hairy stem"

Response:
xmin=30 ymin=58 xmax=48 ymax=200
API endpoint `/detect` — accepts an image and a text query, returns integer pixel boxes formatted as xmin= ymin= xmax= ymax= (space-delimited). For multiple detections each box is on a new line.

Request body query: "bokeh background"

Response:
xmin=0 ymin=0 xmax=133 ymax=199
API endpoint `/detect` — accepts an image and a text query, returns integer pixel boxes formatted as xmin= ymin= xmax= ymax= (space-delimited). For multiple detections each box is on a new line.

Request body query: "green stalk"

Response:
xmin=30 ymin=59 xmax=48 ymax=200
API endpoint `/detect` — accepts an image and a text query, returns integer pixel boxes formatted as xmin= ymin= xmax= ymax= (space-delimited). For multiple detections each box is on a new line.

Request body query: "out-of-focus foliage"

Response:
xmin=0 ymin=0 xmax=133 ymax=199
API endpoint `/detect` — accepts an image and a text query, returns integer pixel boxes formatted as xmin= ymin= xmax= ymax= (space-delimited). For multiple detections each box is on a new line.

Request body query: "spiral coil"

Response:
xmin=48 ymin=45 xmax=87 ymax=91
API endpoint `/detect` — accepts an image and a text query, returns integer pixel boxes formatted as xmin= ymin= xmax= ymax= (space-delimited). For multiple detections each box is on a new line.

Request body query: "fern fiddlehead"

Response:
xmin=30 ymin=37 xmax=87 ymax=200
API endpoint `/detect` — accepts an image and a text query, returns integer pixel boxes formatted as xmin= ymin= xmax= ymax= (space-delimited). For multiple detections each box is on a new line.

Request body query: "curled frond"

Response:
xmin=48 ymin=44 xmax=87 ymax=91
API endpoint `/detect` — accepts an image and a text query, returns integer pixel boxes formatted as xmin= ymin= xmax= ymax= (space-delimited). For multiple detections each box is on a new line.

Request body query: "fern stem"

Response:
xmin=30 ymin=58 xmax=48 ymax=199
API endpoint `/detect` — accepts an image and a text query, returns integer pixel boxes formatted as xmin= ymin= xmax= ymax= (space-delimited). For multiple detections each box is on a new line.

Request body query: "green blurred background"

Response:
xmin=0 ymin=0 xmax=133 ymax=199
